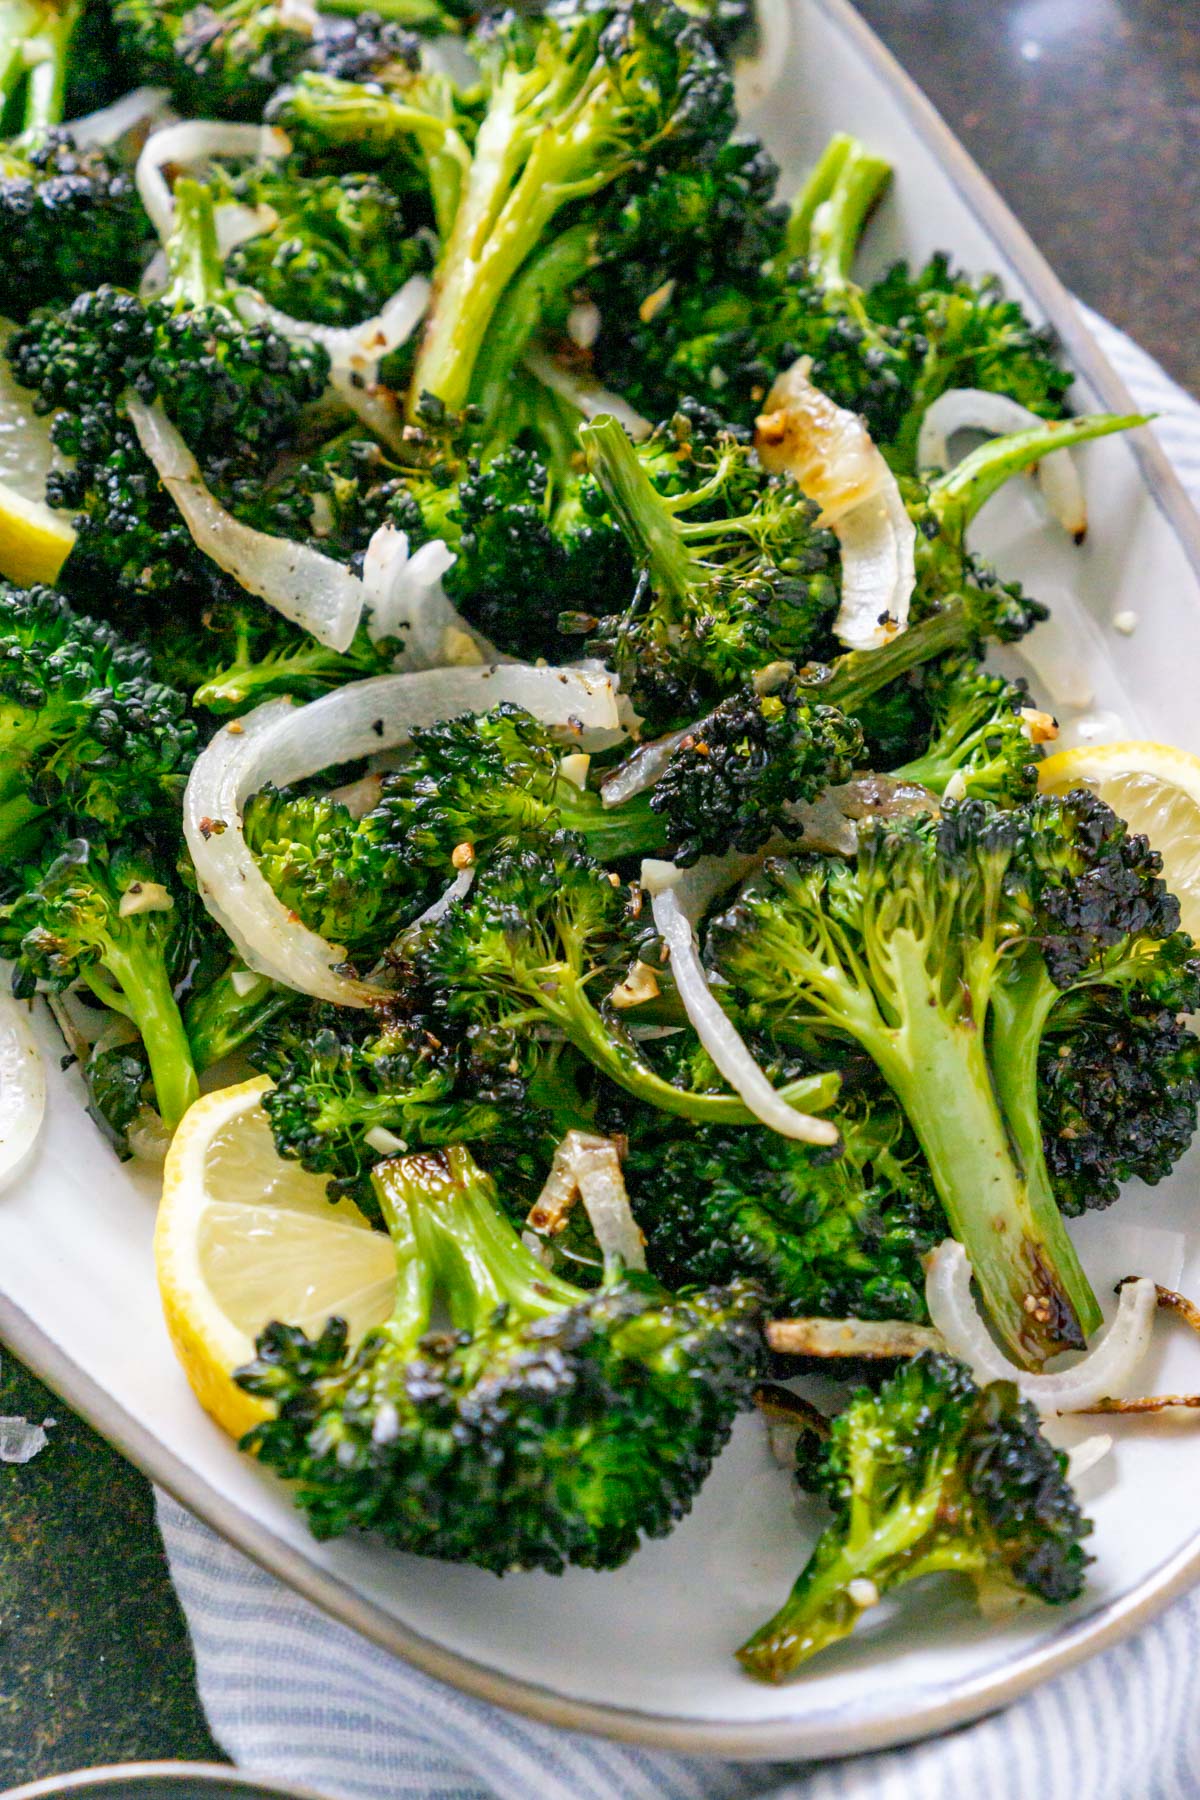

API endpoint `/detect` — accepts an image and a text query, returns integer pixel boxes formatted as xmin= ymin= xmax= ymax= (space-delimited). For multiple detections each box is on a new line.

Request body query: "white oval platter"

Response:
xmin=4 ymin=0 xmax=1200 ymax=1761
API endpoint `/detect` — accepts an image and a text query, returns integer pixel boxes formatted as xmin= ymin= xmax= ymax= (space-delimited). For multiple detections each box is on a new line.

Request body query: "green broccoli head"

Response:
xmin=889 ymin=653 xmax=1044 ymax=805
xmin=0 ymin=131 xmax=146 ymax=321
xmin=223 ymin=167 xmax=432 ymax=328
xmin=738 ymin=1350 xmax=1092 ymax=1680
xmin=648 ymin=679 xmax=865 ymax=864
xmin=236 ymin=1142 xmax=764 ymax=1570
xmin=242 ymin=783 xmax=421 ymax=959
xmin=7 ymin=835 xmax=198 ymax=1128
xmin=624 ymin=1095 xmax=940 ymax=1319
xmin=867 ymin=253 xmax=1072 ymax=470
xmin=114 ymin=0 xmax=320 ymax=117
xmin=0 ymin=584 xmax=196 ymax=861
xmin=1040 ymin=986 xmax=1200 ymax=1216
xmin=582 ymin=407 xmax=840 ymax=730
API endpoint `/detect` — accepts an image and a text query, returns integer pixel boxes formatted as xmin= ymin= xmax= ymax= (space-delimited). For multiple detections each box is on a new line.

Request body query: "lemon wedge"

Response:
xmin=156 ymin=1076 xmax=395 ymax=1439
xmin=0 ymin=483 xmax=75 ymax=586
xmin=1038 ymin=739 xmax=1200 ymax=941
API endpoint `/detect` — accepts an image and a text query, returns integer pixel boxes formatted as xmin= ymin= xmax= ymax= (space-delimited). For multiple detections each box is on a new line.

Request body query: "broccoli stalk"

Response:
xmin=237 ymin=1142 xmax=764 ymax=1570
xmin=9 ymin=838 xmax=198 ymax=1129
xmin=784 ymin=132 xmax=891 ymax=296
xmin=0 ymin=1 xmax=144 ymax=317
xmin=814 ymin=413 xmax=1144 ymax=715
xmin=710 ymin=807 xmax=1102 ymax=1362
xmin=406 ymin=3 xmax=730 ymax=415
xmin=0 ymin=0 xmax=80 ymax=137
xmin=738 ymin=1352 xmax=1091 ymax=1680
xmin=417 ymin=833 xmax=838 ymax=1128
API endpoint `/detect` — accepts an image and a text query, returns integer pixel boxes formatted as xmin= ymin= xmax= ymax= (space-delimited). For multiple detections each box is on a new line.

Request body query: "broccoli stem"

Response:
xmin=19 ymin=0 xmax=77 ymax=138
xmin=373 ymin=1146 xmax=581 ymax=1339
xmin=550 ymin=980 xmax=837 ymax=1127
xmin=319 ymin=0 xmax=457 ymax=27
xmin=932 ymin=412 xmax=1149 ymax=535
xmin=469 ymin=220 xmax=596 ymax=425
xmin=870 ymin=932 xmax=1094 ymax=1359
xmin=164 ymin=178 xmax=226 ymax=310
xmin=988 ymin=966 xmax=1105 ymax=1337
xmin=581 ymin=414 xmax=697 ymax=612
xmin=737 ymin=1468 xmax=946 ymax=1679
xmin=88 ymin=943 xmax=199 ymax=1130
xmin=184 ymin=963 xmax=295 ymax=1071
xmin=788 ymin=134 xmax=891 ymax=290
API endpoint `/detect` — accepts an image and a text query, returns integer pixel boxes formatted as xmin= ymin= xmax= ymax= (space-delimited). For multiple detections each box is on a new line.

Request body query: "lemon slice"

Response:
xmin=1037 ymin=740 xmax=1200 ymax=940
xmin=156 ymin=1076 xmax=395 ymax=1439
xmin=0 ymin=482 xmax=76 ymax=586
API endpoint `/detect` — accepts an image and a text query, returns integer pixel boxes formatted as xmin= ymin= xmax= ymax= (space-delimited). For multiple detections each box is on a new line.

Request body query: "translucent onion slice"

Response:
xmin=756 ymin=358 xmax=915 ymax=649
xmin=530 ymin=1130 xmax=646 ymax=1271
xmin=0 ymin=991 xmax=45 ymax=1193
xmin=234 ymin=276 xmax=430 ymax=452
xmin=184 ymin=666 xmax=620 ymax=1005
xmin=918 ymin=388 xmax=1088 ymax=538
xmin=925 ymin=1239 xmax=1158 ymax=1411
xmin=136 ymin=120 xmax=290 ymax=242
xmin=523 ymin=342 xmax=652 ymax=443
xmin=69 ymin=86 xmax=172 ymax=150
xmin=766 ymin=1317 xmax=943 ymax=1359
xmin=599 ymin=725 xmax=691 ymax=806
xmin=128 ymin=397 xmax=366 ymax=652
xmin=643 ymin=863 xmax=837 ymax=1145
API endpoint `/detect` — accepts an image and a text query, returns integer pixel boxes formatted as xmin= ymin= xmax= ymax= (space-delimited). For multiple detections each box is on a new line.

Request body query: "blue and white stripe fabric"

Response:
xmin=156 ymin=314 xmax=1200 ymax=1800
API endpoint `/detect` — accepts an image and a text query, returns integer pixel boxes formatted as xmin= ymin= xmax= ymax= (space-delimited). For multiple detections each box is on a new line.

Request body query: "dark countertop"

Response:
xmin=3 ymin=1 xmax=1198 ymax=1785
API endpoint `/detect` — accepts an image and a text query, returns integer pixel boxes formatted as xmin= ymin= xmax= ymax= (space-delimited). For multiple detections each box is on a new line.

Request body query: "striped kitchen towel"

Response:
xmin=156 ymin=311 xmax=1200 ymax=1800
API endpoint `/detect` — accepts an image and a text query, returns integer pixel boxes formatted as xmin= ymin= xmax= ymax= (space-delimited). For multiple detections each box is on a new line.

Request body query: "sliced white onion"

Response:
xmin=917 ymin=388 xmax=1087 ymax=539
xmin=68 ymin=86 xmax=172 ymax=150
xmin=523 ymin=342 xmax=652 ymax=443
xmin=136 ymin=120 xmax=290 ymax=243
xmin=644 ymin=866 xmax=837 ymax=1145
xmin=756 ymin=358 xmax=915 ymax=650
xmin=362 ymin=525 xmax=495 ymax=668
xmin=766 ymin=1317 xmax=943 ymax=1359
xmin=0 ymin=991 xmax=45 ymax=1193
xmin=404 ymin=866 xmax=474 ymax=932
xmin=1065 ymin=1433 xmax=1113 ymax=1482
xmin=127 ymin=397 xmax=365 ymax=652
xmin=925 ymin=1239 xmax=1158 ymax=1412
xmin=217 ymin=201 xmax=279 ymax=257
xmin=234 ymin=276 xmax=430 ymax=452
xmin=184 ymin=666 xmax=621 ymax=1005
xmin=600 ymin=726 xmax=691 ymax=807
xmin=529 ymin=1130 xmax=646 ymax=1271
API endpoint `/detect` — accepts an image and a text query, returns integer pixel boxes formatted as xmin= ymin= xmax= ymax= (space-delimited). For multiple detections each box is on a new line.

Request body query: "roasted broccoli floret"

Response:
xmin=8 ymin=179 xmax=330 ymax=607
xmin=624 ymin=1096 xmax=940 ymax=1319
xmin=0 ymin=584 xmax=196 ymax=867
xmin=647 ymin=678 xmax=865 ymax=864
xmin=252 ymin=1006 xmax=588 ymax=1213
xmin=868 ymin=252 xmax=1074 ymax=472
xmin=236 ymin=1142 xmax=764 ymax=1570
xmin=710 ymin=794 xmax=1199 ymax=1365
xmin=580 ymin=409 xmax=841 ymax=729
xmin=415 ymin=831 xmax=836 ymax=1127
xmin=223 ymin=167 xmax=431 ymax=328
xmin=1038 ymin=987 xmax=1200 ymax=1215
xmin=397 ymin=0 xmax=733 ymax=415
xmin=183 ymin=957 xmax=295 ymax=1073
xmin=888 ymin=654 xmax=1044 ymax=805
xmin=7 ymin=836 xmax=198 ymax=1129
xmin=374 ymin=703 xmax=665 ymax=867
xmin=242 ymin=784 xmax=422 ymax=958
xmin=0 ymin=2 xmax=144 ymax=319
xmin=151 ymin=599 xmax=398 ymax=716
xmin=737 ymin=1351 xmax=1092 ymax=1680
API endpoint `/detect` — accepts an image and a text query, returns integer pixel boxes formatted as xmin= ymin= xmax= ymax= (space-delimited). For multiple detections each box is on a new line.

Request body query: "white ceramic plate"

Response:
xmin=5 ymin=0 xmax=1200 ymax=1760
